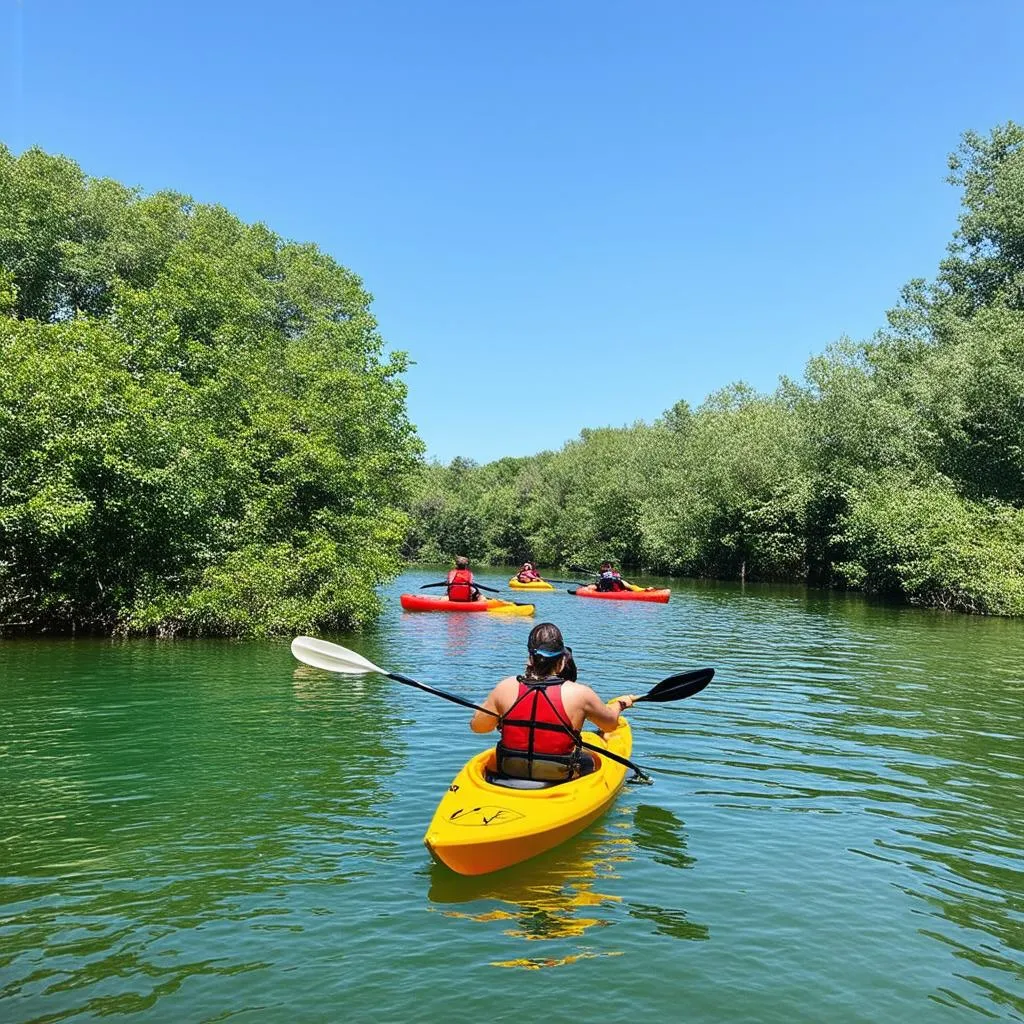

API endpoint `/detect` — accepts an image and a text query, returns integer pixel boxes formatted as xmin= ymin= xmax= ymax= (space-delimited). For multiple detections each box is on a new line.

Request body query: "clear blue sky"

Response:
xmin=3 ymin=1 xmax=1023 ymax=463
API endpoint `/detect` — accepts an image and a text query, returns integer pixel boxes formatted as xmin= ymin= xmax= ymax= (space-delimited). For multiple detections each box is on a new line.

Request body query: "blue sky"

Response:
xmin=3 ymin=1 xmax=1023 ymax=463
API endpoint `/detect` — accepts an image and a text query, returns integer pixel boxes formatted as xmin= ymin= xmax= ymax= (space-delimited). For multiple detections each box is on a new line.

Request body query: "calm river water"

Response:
xmin=1 ymin=569 xmax=1022 ymax=1022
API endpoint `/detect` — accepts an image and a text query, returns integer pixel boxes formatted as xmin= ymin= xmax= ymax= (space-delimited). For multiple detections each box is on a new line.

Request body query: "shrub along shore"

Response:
xmin=0 ymin=145 xmax=422 ymax=636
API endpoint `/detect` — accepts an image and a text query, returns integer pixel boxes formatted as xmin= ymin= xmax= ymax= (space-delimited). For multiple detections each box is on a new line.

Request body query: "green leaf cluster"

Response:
xmin=0 ymin=146 xmax=422 ymax=635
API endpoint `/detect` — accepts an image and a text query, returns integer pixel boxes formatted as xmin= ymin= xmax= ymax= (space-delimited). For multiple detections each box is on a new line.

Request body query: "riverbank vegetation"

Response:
xmin=2 ymin=125 xmax=1020 ymax=634
xmin=405 ymin=124 xmax=1024 ymax=616
xmin=0 ymin=146 xmax=422 ymax=635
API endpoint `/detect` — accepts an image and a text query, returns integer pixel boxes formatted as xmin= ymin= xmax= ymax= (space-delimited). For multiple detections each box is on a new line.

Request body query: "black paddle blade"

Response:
xmin=627 ymin=772 xmax=655 ymax=786
xmin=636 ymin=668 xmax=714 ymax=704
xmin=419 ymin=581 xmax=448 ymax=589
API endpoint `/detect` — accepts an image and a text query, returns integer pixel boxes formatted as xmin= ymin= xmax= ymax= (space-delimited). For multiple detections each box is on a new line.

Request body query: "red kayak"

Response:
xmin=399 ymin=593 xmax=534 ymax=615
xmin=571 ymin=586 xmax=671 ymax=604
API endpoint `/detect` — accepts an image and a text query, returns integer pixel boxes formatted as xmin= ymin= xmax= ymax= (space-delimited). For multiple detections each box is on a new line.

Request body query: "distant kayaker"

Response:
xmin=594 ymin=561 xmax=630 ymax=592
xmin=469 ymin=622 xmax=638 ymax=782
xmin=447 ymin=555 xmax=486 ymax=602
xmin=515 ymin=561 xmax=542 ymax=583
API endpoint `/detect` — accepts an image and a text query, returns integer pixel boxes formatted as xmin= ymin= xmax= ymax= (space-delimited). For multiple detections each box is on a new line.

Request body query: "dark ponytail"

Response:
xmin=559 ymin=647 xmax=578 ymax=682
xmin=525 ymin=622 xmax=568 ymax=681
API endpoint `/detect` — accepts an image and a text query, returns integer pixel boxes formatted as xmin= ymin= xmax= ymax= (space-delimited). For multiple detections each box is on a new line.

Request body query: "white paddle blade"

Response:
xmin=290 ymin=636 xmax=384 ymax=676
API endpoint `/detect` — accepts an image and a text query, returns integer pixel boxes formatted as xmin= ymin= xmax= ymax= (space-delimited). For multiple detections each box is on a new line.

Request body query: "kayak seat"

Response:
xmin=486 ymin=753 xmax=597 ymax=790
xmin=486 ymin=772 xmax=559 ymax=790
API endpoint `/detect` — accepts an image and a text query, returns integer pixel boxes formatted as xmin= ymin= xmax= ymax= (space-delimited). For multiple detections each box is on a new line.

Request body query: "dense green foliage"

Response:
xmin=0 ymin=146 xmax=422 ymax=635
xmin=406 ymin=124 xmax=1024 ymax=615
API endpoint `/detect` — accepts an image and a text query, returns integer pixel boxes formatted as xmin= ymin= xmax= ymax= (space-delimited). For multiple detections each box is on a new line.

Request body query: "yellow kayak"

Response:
xmin=423 ymin=718 xmax=631 ymax=875
xmin=508 ymin=578 xmax=556 ymax=591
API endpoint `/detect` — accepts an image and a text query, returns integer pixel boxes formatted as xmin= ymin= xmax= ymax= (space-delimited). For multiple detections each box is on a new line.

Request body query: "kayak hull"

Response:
xmin=399 ymin=593 xmax=534 ymax=615
xmin=508 ymin=578 xmax=556 ymax=591
xmin=572 ymin=587 xmax=671 ymax=603
xmin=424 ymin=720 xmax=631 ymax=875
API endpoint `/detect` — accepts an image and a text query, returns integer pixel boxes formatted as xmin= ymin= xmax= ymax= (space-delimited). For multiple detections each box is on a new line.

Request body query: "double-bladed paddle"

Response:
xmin=290 ymin=636 xmax=713 ymax=783
xmin=419 ymin=580 xmax=502 ymax=594
xmin=414 ymin=581 xmax=532 ymax=613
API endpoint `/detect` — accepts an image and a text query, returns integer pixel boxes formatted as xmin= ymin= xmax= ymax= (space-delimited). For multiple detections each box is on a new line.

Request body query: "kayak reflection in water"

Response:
xmin=470 ymin=623 xmax=638 ymax=784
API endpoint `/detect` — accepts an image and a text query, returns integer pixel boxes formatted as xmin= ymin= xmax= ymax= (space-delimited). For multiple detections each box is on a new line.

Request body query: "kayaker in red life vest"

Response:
xmin=447 ymin=555 xmax=485 ymax=602
xmin=469 ymin=623 xmax=639 ymax=782
xmin=515 ymin=561 xmax=542 ymax=583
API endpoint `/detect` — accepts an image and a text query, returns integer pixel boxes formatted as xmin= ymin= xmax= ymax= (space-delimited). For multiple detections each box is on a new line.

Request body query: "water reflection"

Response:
xmin=0 ymin=641 xmax=408 ymax=1019
xmin=816 ymin=646 xmax=1024 ymax=1018
xmin=425 ymin=801 xmax=711 ymax=967
xmin=3 ymin=574 xmax=1023 ymax=1020
xmin=291 ymin=664 xmax=366 ymax=703
xmin=626 ymin=804 xmax=708 ymax=941
xmin=632 ymin=804 xmax=696 ymax=871
xmin=426 ymin=824 xmax=629 ymax=949
xmin=626 ymin=903 xmax=708 ymax=941
xmin=395 ymin=603 xmax=529 ymax=670
xmin=645 ymin=593 xmax=1024 ymax=1018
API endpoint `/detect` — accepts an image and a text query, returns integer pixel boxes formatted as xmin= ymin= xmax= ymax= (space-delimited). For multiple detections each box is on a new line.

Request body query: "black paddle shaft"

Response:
xmin=388 ymin=672 xmax=486 ymax=713
xmin=419 ymin=580 xmax=501 ymax=593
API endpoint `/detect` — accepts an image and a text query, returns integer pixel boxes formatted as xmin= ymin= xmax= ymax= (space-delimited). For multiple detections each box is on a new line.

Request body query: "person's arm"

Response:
xmin=579 ymin=686 xmax=637 ymax=733
xmin=469 ymin=677 xmax=511 ymax=733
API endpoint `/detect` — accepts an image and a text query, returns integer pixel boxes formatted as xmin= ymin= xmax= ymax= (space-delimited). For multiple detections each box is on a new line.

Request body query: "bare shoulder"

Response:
xmin=491 ymin=674 xmax=522 ymax=710
xmin=562 ymin=680 xmax=603 ymax=707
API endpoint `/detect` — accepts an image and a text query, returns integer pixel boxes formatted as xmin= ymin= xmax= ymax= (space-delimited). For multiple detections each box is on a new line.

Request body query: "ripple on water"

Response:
xmin=1 ymin=575 xmax=1022 ymax=1021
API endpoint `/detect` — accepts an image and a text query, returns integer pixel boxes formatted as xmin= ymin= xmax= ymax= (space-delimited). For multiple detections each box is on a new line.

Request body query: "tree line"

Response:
xmin=1 ymin=125 xmax=1019 ymax=634
xmin=0 ymin=145 xmax=422 ymax=635
xmin=405 ymin=124 xmax=1024 ymax=616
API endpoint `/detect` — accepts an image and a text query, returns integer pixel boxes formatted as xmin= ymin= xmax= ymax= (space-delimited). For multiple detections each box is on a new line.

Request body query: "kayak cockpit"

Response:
xmin=482 ymin=748 xmax=603 ymax=790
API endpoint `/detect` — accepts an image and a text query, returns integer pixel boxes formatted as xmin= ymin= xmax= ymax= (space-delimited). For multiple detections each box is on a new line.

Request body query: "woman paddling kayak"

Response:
xmin=469 ymin=622 xmax=639 ymax=783
xmin=514 ymin=561 xmax=543 ymax=583
xmin=288 ymin=635 xmax=714 ymax=875
xmin=508 ymin=561 xmax=557 ymax=590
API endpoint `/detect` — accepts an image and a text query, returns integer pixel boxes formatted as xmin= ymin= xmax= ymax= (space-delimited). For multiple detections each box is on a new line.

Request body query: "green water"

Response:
xmin=2 ymin=570 xmax=1022 ymax=1022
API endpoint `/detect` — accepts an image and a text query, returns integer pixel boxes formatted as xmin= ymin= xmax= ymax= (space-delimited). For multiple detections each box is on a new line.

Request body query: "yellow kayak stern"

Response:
xmin=508 ymin=578 xmax=557 ymax=591
xmin=423 ymin=720 xmax=632 ymax=876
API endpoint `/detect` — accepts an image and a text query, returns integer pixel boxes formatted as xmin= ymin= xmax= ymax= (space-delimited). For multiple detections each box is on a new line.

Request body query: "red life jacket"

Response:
xmin=517 ymin=568 xmax=540 ymax=582
xmin=596 ymin=570 xmax=626 ymax=592
xmin=447 ymin=568 xmax=474 ymax=602
xmin=500 ymin=678 xmax=578 ymax=756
